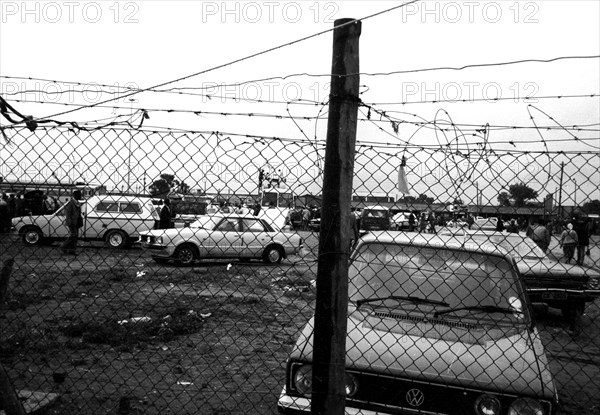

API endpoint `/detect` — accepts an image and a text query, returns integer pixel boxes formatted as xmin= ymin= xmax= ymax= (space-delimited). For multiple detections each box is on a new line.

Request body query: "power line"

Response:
xmin=5 ymin=0 xmax=420 ymax=125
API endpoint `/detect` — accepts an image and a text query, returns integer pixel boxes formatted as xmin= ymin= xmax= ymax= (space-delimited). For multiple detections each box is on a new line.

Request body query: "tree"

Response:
xmin=497 ymin=192 xmax=511 ymax=206
xmin=149 ymin=173 xmax=176 ymax=197
xmin=417 ymin=193 xmax=434 ymax=205
xmin=508 ymin=183 xmax=538 ymax=207
xmin=582 ymin=200 xmax=600 ymax=214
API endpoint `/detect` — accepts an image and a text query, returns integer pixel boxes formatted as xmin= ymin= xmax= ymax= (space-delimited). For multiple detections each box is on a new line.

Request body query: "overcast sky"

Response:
xmin=1 ymin=1 xmax=598 ymax=205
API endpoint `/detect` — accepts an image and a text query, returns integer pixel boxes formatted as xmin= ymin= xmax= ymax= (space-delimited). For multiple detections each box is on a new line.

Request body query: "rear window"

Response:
xmin=363 ymin=209 xmax=388 ymax=218
xmin=120 ymin=202 xmax=141 ymax=213
xmin=95 ymin=202 xmax=119 ymax=212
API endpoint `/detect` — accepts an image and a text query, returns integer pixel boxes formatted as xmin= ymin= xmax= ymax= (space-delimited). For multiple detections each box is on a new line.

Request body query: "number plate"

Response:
xmin=541 ymin=291 xmax=568 ymax=300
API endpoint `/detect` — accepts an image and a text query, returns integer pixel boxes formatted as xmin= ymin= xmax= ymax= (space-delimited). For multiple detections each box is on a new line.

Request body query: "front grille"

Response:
xmin=347 ymin=373 xmax=506 ymax=415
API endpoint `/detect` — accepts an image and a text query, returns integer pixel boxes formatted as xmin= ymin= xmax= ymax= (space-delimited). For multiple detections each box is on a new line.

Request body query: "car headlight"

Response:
xmin=156 ymin=236 xmax=163 ymax=245
xmin=292 ymin=365 xmax=358 ymax=398
xmin=293 ymin=365 xmax=312 ymax=397
xmin=475 ymin=394 xmax=501 ymax=415
xmin=587 ymin=277 xmax=599 ymax=290
xmin=508 ymin=398 xmax=544 ymax=415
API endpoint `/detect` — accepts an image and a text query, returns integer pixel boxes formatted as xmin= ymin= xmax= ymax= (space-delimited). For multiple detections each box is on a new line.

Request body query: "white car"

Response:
xmin=12 ymin=195 xmax=159 ymax=248
xmin=139 ymin=213 xmax=304 ymax=265
xmin=390 ymin=211 xmax=411 ymax=230
xmin=278 ymin=232 xmax=558 ymax=415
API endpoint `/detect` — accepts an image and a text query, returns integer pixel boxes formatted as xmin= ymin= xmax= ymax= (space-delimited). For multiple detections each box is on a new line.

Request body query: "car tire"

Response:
xmin=105 ymin=230 xmax=128 ymax=249
xmin=22 ymin=227 xmax=43 ymax=246
xmin=174 ymin=244 xmax=198 ymax=266
xmin=263 ymin=245 xmax=283 ymax=264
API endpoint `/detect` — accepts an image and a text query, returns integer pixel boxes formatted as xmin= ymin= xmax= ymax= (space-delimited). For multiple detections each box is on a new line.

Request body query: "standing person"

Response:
xmin=407 ymin=211 xmax=415 ymax=232
xmin=428 ymin=211 xmax=437 ymax=234
xmin=506 ymin=219 xmax=519 ymax=233
xmin=159 ymin=198 xmax=173 ymax=229
xmin=0 ymin=193 xmax=9 ymax=234
xmin=574 ymin=219 xmax=590 ymax=265
xmin=15 ymin=193 xmax=24 ymax=217
xmin=496 ymin=216 xmax=505 ymax=232
xmin=559 ymin=223 xmax=579 ymax=264
xmin=419 ymin=212 xmax=428 ymax=233
xmin=301 ymin=206 xmax=311 ymax=231
xmin=528 ymin=218 xmax=552 ymax=254
xmin=467 ymin=214 xmax=475 ymax=230
xmin=60 ymin=190 xmax=83 ymax=255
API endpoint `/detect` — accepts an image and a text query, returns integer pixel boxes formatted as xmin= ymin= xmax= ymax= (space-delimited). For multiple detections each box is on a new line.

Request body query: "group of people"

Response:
xmin=556 ymin=218 xmax=593 ymax=265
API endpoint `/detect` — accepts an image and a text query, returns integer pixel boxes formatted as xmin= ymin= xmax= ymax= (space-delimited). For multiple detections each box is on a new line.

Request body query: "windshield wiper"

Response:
xmin=433 ymin=305 xmax=524 ymax=318
xmin=356 ymin=295 xmax=449 ymax=308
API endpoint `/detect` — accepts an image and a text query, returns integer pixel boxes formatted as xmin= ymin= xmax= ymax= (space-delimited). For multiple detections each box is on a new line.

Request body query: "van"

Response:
xmin=12 ymin=195 xmax=159 ymax=248
xmin=360 ymin=206 xmax=391 ymax=231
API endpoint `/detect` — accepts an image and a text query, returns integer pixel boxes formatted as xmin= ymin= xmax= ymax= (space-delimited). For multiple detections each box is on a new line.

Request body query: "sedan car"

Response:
xmin=444 ymin=229 xmax=600 ymax=323
xmin=278 ymin=232 xmax=558 ymax=415
xmin=390 ymin=211 xmax=411 ymax=230
xmin=139 ymin=213 xmax=303 ymax=265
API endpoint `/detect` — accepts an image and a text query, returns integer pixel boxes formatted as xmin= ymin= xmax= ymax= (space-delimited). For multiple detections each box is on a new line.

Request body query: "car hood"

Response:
xmin=290 ymin=310 xmax=555 ymax=399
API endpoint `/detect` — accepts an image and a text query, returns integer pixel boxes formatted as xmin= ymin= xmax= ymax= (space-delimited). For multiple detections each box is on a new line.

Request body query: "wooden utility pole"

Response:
xmin=312 ymin=18 xmax=361 ymax=415
xmin=558 ymin=162 xmax=564 ymax=220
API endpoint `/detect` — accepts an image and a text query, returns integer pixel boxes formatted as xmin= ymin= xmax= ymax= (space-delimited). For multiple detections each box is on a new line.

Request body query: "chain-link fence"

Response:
xmin=0 ymin=124 xmax=599 ymax=414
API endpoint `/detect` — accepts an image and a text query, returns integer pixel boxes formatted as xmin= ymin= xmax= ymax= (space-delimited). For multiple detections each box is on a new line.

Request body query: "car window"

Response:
xmin=216 ymin=218 xmax=240 ymax=232
xmin=120 ymin=202 xmax=141 ymax=213
xmin=95 ymin=202 xmax=118 ymax=212
xmin=242 ymin=218 xmax=266 ymax=232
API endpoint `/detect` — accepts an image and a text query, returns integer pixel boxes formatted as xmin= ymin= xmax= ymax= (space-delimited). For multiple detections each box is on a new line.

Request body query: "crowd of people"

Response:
xmin=0 ymin=191 xmax=61 ymax=233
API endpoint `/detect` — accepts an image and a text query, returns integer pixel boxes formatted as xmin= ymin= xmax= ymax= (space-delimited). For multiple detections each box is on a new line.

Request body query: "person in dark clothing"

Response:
xmin=574 ymin=219 xmax=590 ymax=265
xmin=60 ymin=190 xmax=83 ymax=255
xmin=159 ymin=198 xmax=174 ymax=229
xmin=408 ymin=211 xmax=416 ymax=232
xmin=506 ymin=219 xmax=519 ymax=233
xmin=496 ymin=216 xmax=505 ymax=232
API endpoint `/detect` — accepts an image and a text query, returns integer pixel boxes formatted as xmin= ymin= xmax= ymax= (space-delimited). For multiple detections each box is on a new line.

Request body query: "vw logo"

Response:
xmin=406 ymin=388 xmax=425 ymax=407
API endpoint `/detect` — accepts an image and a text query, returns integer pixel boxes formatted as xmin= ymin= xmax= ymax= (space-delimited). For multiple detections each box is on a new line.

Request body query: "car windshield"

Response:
xmin=349 ymin=243 xmax=528 ymax=326
xmin=189 ymin=216 xmax=221 ymax=230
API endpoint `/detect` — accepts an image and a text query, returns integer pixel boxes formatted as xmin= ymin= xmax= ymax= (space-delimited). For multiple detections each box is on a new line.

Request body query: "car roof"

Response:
xmin=358 ymin=231 xmax=512 ymax=259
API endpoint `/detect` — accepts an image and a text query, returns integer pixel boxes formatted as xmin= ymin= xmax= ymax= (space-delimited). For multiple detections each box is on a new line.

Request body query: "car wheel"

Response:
xmin=174 ymin=244 xmax=198 ymax=266
xmin=22 ymin=227 xmax=43 ymax=246
xmin=105 ymin=230 xmax=128 ymax=249
xmin=263 ymin=245 xmax=283 ymax=264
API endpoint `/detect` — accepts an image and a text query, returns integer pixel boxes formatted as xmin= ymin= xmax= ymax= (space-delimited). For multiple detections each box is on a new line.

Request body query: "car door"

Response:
xmin=86 ymin=200 xmax=119 ymax=239
xmin=47 ymin=203 xmax=71 ymax=238
xmin=240 ymin=218 xmax=271 ymax=257
xmin=118 ymin=201 xmax=143 ymax=236
xmin=203 ymin=217 xmax=244 ymax=257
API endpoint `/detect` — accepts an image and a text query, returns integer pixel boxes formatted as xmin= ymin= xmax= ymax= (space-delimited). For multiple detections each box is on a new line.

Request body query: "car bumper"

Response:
xmin=140 ymin=243 xmax=177 ymax=257
xmin=277 ymin=391 xmax=384 ymax=415
xmin=527 ymin=288 xmax=600 ymax=303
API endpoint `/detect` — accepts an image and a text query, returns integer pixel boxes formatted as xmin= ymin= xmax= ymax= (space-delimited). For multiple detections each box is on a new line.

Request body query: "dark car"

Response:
xmin=443 ymin=229 xmax=600 ymax=324
xmin=360 ymin=205 xmax=391 ymax=231
xmin=278 ymin=232 xmax=558 ymax=415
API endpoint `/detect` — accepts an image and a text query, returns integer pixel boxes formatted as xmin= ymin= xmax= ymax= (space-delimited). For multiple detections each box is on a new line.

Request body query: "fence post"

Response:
xmin=312 ymin=18 xmax=361 ymax=415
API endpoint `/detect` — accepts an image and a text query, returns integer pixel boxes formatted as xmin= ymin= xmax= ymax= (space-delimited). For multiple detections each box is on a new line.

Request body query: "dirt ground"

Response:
xmin=1 ymin=232 xmax=599 ymax=414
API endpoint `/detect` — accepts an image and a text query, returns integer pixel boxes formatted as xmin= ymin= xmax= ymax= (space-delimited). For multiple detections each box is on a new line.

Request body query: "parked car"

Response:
xmin=390 ymin=211 xmax=411 ymax=230
xmin=457 ymin=230 xmax=600 ymax=322
xmin=360 ymin=205 xmax=391 ymax=231
xmin=12 ymin=195 xmax=159 ymax=248
xmin=139 ymin=213 xmax=304 ymax=265
xmin=278 ymin=232 xmax=558 ymax=415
